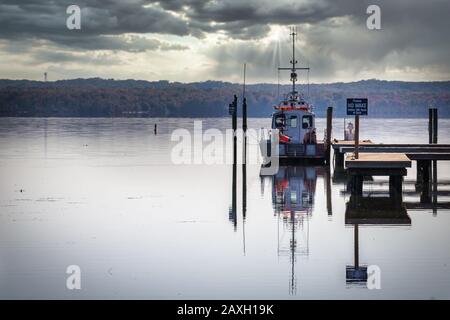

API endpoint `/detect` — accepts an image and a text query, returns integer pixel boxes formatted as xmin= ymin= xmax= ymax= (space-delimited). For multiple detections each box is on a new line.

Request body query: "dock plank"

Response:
xmin=345 ymin=153 xmax=412 ymax=169
xmin=332 ymin=140 xmax=374 ymax=149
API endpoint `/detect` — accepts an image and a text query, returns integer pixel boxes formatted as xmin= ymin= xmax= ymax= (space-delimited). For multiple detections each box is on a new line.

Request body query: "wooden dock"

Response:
xmin=332 ymin=139 xmax=374 ymax=166
xmin=335 ymin=143 xmax=450 ymax=161
xmin=335 ymin=107 xmax=446 ymax=213
xmin=345 ymin=153 xmax=412 ymax=169
xmin=345 ymin=153 xmax=411 ymax=199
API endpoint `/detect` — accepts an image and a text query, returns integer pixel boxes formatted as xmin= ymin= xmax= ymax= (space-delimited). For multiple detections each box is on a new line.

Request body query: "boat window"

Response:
xmin=289 ymin=116 xmax=297 ymax=128
xmin=274 ymin=114 xmax=286 ymax=129
xmin=290 ymin=191 xmax=297 ymax=204
xmin=302 ymin=115 xmax=313 ymax=129
xmin=276 ymin=192 xmax=284 ymax=204
xmin=302 ymin=191 xmax=311 ymax=207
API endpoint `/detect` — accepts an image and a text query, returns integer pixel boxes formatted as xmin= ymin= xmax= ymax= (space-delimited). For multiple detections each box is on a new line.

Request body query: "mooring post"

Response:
xmin=325 ymin=166 xmax=333 ymax=216
xmin=428 ymin=108 xmax=433 ymax=144
xmin=229 ymin=94 xmax=238 ymax=164
xmin=229 ymin=94 xmax=238 ymax=230
xmin=354 ymin=224 xmax=359 ymax=269
xmin=431 ymin=108 xmax=438 ymax=215
xmin=351 ymin=174 xmax=363 ymax=196
xmin=242 ymin=97 xmax=247 ymax=164
xmin=389 ymin=175 xmax=403 ymax=202
xmin=433 ymin=160 xmax=437 ymax=216
xmin=326 ymin=106 xmax=333 ymax=164
xmin=416 ymin=160 xmax=424 ymax=185
xmin=354 ymin=115 xmax=360 ymax=159
xmin=335 ymin=152 xmax=343 ymax=167
xmin=433 ymin=108 xmax=438 ymax=144
xmin=423 ymin=160 xmax=431 ymax=184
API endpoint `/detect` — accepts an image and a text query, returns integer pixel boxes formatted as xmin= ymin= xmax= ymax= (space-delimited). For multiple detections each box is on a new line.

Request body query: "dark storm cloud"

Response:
xmin=0 ymin=0 xmax=191 ymax=50
xmin=205 ymin=0 xmax=450 ymax=81
xmin=0 ymin=0 xmax=449 ymax=81
xmin=0 ymin=0 xmax=365 ymax=45
xmin=154 ymin=0 xmax=366 ymax=39
xmin=1 ymin=0 xmax=447 ymax=45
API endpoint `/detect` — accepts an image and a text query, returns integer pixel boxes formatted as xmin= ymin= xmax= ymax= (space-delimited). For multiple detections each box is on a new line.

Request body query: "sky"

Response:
xmin=0 ymin=0 xmax=449 ymax=84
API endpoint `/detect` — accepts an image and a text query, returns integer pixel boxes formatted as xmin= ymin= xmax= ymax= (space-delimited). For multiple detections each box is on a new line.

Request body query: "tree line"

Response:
xmin=0 ymin=78 xmax=449 ymax=118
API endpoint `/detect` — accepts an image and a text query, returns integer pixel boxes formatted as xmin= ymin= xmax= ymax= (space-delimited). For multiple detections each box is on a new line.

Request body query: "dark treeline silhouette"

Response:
xmin=0 ymin=78 xmax=449 ymax=118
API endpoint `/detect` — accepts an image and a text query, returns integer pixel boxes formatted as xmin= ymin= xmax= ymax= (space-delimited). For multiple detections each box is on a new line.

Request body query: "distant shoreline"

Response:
xmin=1 ymin=78 xmax=449 ymax=118
xmin=1 ymin=115 xmax=449 ymax=119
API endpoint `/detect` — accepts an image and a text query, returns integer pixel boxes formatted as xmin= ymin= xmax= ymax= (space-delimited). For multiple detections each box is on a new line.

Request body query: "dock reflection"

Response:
xmin=345 ymin=195 xmax=411 ymax=285
xmin=229 ymin=154 xmax=449 ymax=294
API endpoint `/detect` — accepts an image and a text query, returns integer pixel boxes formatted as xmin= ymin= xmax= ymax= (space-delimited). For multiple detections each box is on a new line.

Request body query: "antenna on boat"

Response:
xmin=277 ymin=67 xmax=280 ymax=101
xmin=307 ymin=61 xmax=310 ymax=100
xmin=278 ymin=26 xmax=310 ymax=99
xmin=290 ymin=26 xmax=297 ymax=94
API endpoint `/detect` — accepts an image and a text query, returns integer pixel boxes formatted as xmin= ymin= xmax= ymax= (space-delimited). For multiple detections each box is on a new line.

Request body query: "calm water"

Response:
xmin=0 ymin=117 xmax=450 ymax=299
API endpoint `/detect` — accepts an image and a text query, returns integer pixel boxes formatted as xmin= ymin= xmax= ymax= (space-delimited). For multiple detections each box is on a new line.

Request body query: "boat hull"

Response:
xmin=260 ymin=139 xmax=326 ymax=164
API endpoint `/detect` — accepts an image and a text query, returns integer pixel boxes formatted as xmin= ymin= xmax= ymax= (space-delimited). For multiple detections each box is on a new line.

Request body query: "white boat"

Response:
xmin=260 ymin=28 xmax=326 ymax=164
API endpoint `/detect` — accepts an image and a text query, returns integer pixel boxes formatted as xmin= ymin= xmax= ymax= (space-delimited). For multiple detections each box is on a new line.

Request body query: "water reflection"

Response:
xmin=274 ymin=167 xmax=315 ymax=294
xmin=2 ymin=118 xmax=450 ymax=299
xmin=270 ymin=166 xmax=325 ymax=295
xmin=345 ymin=196 xmax=411 ymax=285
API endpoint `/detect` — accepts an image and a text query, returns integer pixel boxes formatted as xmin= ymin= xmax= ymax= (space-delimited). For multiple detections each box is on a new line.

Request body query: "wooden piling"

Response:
xmin=326 ymin=106 xmax=333 ymax=164
xmin=389 ymin=175 xmax=403 ymax=201
xmin=354 ymin=224 xmax=359 ymax=268
xmin=354 ymin=115 xmax=360 ymax=159
xmin=351 ymin=175 xmax=363 ymax=196
xmin=432 ymin=160 xmax=437 ymax=215
xmin=422 ymin=160 xmax=431 ymax=184
xmin=429 ymin=108 xmax=433 ymax=144
xmin=335 ymin=151 xmax=344 ymax=167
xmin=242 ymin=97 xmax=247 ymax=220
xmin=229 ymin=94 xmax=238 ymax=229
xmin=429 ymin=107 xmax=438 ymax=144
xmin=433 ymin=108 xmax=438 ymax=144
xmin=325 ymin=167 xmax=332 ymax=216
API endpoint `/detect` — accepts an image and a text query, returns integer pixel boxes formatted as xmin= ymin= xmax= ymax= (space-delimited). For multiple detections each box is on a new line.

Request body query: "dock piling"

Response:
xmin=433 ymin=108 xmax=438 ymax=144
xmin=429 ymin=107 xmax=438 ymax=144
xmin=326 ymin=106 xmax=333 ymax=164
xmin=429 ymin=108 xmax=433 ymax=144
xmin=354 ymin=115 xmax=360 ymax=159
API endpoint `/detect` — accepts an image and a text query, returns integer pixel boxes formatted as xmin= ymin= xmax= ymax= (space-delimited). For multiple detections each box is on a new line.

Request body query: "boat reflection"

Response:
xmin=270 ymin=166 xmax=325 ymax=295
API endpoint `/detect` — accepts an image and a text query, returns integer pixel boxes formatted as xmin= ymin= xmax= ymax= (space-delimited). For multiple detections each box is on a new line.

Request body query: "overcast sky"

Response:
xmin=0 ymin=0 xmax=449 ymax=83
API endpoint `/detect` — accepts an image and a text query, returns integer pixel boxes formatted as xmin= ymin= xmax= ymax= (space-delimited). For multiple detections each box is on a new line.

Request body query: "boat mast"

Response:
xmin=291 ymin=26 xmax=297 ymax=95
xmin=278 ymin=26 xmax=310 ymax=101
